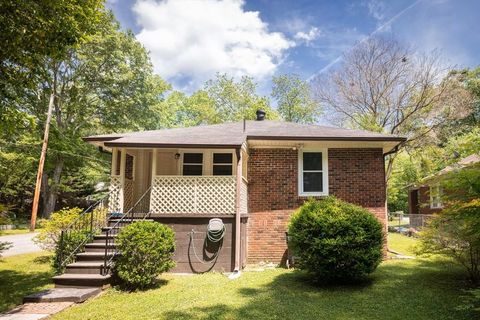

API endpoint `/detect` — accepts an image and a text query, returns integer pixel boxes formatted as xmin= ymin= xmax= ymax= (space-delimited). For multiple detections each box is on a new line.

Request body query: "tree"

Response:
xmin=204 ymin=73 xmax=279 ymax=122
xmin=0 ymin=0 xmax=106 ymax=138
xmin=313 ymin=37 xmax=467 ymax=179
xmin=2 ymin=13 xmax=170 ymax=217
xmin=271 ymin=74 xmax=321 ymax=123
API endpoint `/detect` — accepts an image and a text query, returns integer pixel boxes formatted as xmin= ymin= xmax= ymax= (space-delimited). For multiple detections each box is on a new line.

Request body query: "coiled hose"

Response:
xmin=190 ymin=219 xmax=225 ymax=264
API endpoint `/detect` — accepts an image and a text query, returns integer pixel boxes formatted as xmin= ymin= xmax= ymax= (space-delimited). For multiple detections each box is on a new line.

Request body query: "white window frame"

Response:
xmin=181 ymin=151 xmax=204 ymax=176
xmin=178 ymin=149 xmax=237 ymax=176
xmin=298 ymin=148 xmax=329 ymax=196
xmin=212 ymin=152 xmax=234 ymax=176
xmin=430 ymin=184 xmax=443 ymax=209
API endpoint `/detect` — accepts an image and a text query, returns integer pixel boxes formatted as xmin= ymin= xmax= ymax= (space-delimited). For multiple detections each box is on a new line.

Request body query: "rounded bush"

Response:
xmin=115 ymin=221 xmax=176 ymax=289
xmin=288 ymin=197 xmax=384 ymax=282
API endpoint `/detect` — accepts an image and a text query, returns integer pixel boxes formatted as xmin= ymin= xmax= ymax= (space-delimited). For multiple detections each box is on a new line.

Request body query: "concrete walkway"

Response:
xmin=0 ymin=233 xmax=42 ymax=257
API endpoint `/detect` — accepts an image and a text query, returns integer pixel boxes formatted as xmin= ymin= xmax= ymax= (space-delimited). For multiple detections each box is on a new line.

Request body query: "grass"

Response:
xmin=0 ymin=252 xmax=54 ymax=313
xmin=52 ymin=233 xmax=475 ymax=320
xmin=388 ymin=232 xmax=418 ymax=256
xmin=0 ymin=229 xmax=35 ymax=236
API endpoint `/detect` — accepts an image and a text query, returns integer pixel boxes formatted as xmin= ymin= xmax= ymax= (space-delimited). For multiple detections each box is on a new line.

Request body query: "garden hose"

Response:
xmin=190 ymin=218 xmax=225 ymax=264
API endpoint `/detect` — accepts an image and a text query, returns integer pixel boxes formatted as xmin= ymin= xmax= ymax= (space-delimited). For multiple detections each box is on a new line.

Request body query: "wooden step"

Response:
xmin=65 ymin=262 xmax=106 ymax=274
xmin=107 ymin=218 xmax=154 ymax=227
xmin=53 ymin=274 xmax=111 ymax=288
xmin=92 ymin=234 xmax=117 ymax=243
xmin=84 ymin=243 xmax=116 ymax=252
xmin=76 ymin=251 xmax=115 ymax=261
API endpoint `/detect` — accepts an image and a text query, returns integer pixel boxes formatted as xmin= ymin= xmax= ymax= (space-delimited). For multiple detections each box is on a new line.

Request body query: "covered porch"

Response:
xmin=107 ymin=147 xmax=249 ymax=216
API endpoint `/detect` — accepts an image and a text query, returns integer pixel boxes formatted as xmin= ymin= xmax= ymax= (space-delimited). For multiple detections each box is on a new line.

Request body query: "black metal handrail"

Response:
xmin=57 ymin=194 xmax=109 ymax=272
xmin=102 ymin=187 xmax=152 ymax=275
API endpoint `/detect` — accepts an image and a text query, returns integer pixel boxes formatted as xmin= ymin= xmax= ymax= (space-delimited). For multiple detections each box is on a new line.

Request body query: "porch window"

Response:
xmin=182 ymin=153 xmax=203 ymax=176
xmin=298 ymin=149 xmax=328 ymax=196
xmin=212 ymin=153 xmax=233 ymax=176
xmin=430 ymin=184 xmax=443 ymax=209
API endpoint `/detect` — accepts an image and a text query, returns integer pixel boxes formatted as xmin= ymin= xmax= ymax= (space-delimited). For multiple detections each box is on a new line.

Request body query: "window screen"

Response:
xmin=183 ymin=153 xmax=203 ymax=176
xmin=213 ymin=153 xmax=233 ymax=176
xmin=302 ymin=152 xmax=323 ymax=193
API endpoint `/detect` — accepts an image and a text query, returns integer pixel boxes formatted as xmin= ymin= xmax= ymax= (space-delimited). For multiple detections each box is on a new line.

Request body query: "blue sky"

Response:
xmin=107 ymin=0 xmax=480 ymax=94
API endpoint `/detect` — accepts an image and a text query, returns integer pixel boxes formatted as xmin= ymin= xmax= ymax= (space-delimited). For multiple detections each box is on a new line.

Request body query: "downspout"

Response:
xmin=383 ymin=141 xmax=405 ymax=255
xmin=230 ymin=147 xmax=242 ymax=279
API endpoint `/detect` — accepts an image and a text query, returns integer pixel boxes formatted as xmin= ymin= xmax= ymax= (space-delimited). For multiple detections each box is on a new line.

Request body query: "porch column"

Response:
xmin=119 ymin=148 xmax=127 ymax=213
xmin=111 ymin=147 xmax=118 ymax=176
xmin=149 ymin=149 xmax=157 ymax=212
xmin=234 ymin=148 xmax=242 ymax=273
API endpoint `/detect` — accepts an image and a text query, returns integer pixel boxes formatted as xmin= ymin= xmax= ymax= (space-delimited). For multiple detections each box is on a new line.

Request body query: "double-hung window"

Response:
xmin=182 ymin=153 xmax=203 ymax=176
xmin=430 ymin=184 xmax=443 ymax=209
xmin=212 ymin=153 xmax=233 ymax=175
xmin=298 ymin=149 xmax=328 ymax=196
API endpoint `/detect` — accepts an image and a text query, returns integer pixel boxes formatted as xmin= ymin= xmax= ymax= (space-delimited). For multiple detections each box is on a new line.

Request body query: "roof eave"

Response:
xmin=246 ymin=135 xmax=407 ymax=142
xmin=103 ymin=142 xmax=243 ymax=149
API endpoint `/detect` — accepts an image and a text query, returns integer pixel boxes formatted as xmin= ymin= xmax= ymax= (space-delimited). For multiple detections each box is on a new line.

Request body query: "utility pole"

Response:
xmin=30 ymin=93 xmax=55 ymax=231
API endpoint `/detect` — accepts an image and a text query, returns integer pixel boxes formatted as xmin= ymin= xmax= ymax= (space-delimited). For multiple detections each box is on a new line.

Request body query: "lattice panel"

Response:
xmin=150 ymin=176 xmax=236 ymax=214
xmin=124 ymin=179 xmax=134 ymax=212
xmin=108 ymin=175 xmax=122 ymax=213
xmin=240 ymin=179 xmax=248 ymax=214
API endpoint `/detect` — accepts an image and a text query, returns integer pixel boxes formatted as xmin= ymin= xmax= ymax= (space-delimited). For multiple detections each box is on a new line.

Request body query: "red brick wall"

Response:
xmin=417 ymin=186 xmax=442 ymax=215
xmin=247 ymin=148 xmax=387 ymax=263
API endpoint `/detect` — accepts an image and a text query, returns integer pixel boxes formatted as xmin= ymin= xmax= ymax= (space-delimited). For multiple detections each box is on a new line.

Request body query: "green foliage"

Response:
xmin=417 ymin=199 xmax=480 ymax=283
xmin=34 ymin=207 xmax=83 ymax=251
xmin=288 ymin=197 xmax=384 ymax=283
xmin=0 ymin=0 xmax=106 ymax=137
xmin=53 ymin=230 xmax=89 ymax=274
xmin=0 ymin=241 xmax=13 ymax=258
xmin=203 ymin=73 xmax=279 ymax=122
xmin=271 ymin=74 xmax=321 ymax=123
xmin=115 ymin=221 xmax=176 ymax=290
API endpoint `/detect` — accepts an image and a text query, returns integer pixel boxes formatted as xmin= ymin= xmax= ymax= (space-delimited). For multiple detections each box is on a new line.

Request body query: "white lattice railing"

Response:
xmin=108 ymin=176 xmax=135 ymax=213
xmin=108 ymin=175 xmax=122 ymax=213
xmin=150 ymin=176 xmax=237 ymax=214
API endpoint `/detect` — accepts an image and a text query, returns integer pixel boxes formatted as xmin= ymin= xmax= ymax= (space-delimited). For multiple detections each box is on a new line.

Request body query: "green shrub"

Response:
xmin=34 ymin=207 xmax=84 ymax=251
xmin=0 ymin=241 xmax=12 ymax=258
xmin=53 ymin=231 xmax=90 ymax=273
xmin=34 ymin=207 xmax=108 ymax=273
xmin=418 ymin=199 xmax=480 ymax=283
xmin=115 ymin=221 xmax=176 ymax=290
xmin=288 ymin=197 xmax=384 ymax=283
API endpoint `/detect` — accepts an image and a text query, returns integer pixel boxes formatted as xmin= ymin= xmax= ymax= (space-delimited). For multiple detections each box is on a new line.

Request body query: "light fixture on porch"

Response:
xmin=175 ymin=153 xmax=181 ymax=160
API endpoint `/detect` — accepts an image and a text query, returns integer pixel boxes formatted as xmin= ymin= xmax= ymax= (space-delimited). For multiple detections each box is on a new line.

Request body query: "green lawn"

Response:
xmin=0 ymin=229 xmax=34 ymax=236
xmin=388 ymin=232 xmax=418 ymax=256
xmin=0 ymin=252 xmax=54 ymax=313
xmin=52 ymin=233 xmax=475 ymax=320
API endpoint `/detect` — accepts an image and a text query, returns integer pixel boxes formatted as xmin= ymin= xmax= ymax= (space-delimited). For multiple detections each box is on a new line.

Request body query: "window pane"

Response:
xmin=183 ymin=165 xmax=202 ymax=176
xmin=303 ymin=152 xmax=322 ymax=170
xmin=213 ymin=165 xmax=232 ymax=176
xmin=303 ymin=172 xmax=323 ymax=192
xmin=184 ymin=153 xmax=203 ymax=164
xmin=213 ymin=153 xmax=232 ymax=164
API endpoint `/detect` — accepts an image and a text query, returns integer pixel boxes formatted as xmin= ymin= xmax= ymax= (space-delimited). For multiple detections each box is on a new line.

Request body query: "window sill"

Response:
xmin=299 ymin=192 xmax=329 ymax=197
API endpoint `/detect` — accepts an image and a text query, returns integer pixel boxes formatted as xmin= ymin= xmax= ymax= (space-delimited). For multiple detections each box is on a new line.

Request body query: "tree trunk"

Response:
xmin=42 ymin=157 xmax=64 ymax=218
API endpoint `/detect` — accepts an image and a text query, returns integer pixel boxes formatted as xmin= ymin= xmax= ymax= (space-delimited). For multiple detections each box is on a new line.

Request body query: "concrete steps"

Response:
xmin=51 ymin=214 xmax=148 ymax=289
xmin=53 ymin=274 xmax=111 ymax=288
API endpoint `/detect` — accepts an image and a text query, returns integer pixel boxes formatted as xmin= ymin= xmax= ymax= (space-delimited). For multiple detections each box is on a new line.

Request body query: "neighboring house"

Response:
xmin=408 ymin=154 xmax=480 ymax=221
xmin=82 ymin=110 xmax=405 ymax=274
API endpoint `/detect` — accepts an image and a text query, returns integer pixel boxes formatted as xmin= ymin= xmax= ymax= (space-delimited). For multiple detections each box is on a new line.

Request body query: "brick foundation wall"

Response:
xmin=247 ymin=148 xmax=387 ymax=263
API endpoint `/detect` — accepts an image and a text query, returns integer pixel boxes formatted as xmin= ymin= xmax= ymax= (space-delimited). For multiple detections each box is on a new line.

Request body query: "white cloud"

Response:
xmin=294 ymin=27 xmax=321 ymax=44
xmin=133 ymin=0 xmax=293 ymax=86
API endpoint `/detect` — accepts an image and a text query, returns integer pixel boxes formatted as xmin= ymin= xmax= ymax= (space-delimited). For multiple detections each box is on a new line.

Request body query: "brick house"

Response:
xmin=52 ymin=110 xmax=406 ymax=287
xmin=408 ymin=154 xmax=480 ymax=221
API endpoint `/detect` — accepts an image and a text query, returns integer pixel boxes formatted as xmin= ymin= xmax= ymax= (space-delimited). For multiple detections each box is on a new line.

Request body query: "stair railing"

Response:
xmin=57 ymin=194 xmax=109 ymax=272
xmin=102 ymin=186 xmax=152 ymax=275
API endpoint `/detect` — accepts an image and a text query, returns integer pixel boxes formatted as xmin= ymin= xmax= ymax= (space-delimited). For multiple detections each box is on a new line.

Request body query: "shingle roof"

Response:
xmin=84 ymin=120 xmax=406 ymax=148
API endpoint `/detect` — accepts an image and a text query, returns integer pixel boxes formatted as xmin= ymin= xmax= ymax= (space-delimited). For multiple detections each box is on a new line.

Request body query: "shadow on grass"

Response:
xmin=0 ymin=256 xmax=53 ymax=313
xmin=164 ymin=258 xmax=475 ymax=320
